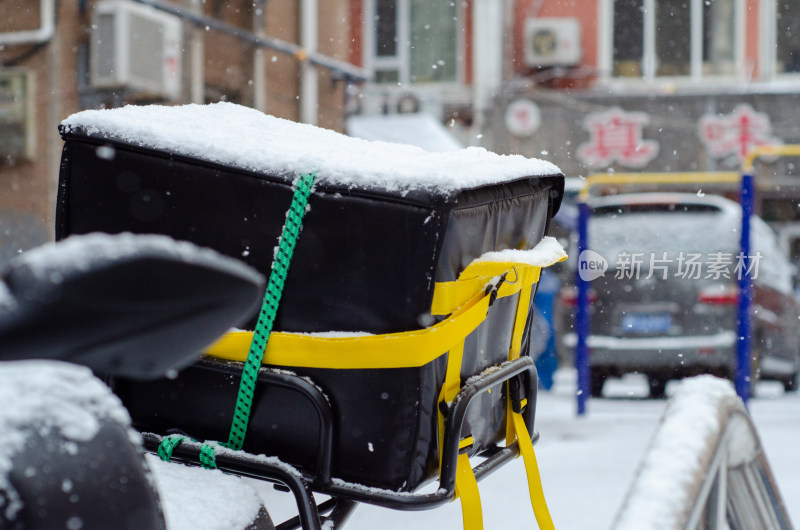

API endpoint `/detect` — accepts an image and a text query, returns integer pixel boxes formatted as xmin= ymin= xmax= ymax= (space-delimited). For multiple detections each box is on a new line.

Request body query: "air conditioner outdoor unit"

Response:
xmin=90 ymin=0 xmax=182 ymax=101
xmin=523 ymin=17 xmax=582 ymax=67
xmin=0 ymin=70 xmax=35 ymax=160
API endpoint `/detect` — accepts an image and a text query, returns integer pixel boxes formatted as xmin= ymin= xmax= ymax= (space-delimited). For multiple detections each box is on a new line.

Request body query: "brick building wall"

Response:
xmin=0 ymin=0 xmax=84 ymax=258
xmin=0 ymin=0 xmax=355 ymax=264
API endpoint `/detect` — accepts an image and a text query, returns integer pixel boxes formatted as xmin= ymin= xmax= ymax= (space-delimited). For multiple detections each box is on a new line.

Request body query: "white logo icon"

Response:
xmin=578 ymin=250 xmax=608 ymax=282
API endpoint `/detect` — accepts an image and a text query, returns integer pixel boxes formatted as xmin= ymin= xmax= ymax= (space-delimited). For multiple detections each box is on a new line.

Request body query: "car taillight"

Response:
xmin=698 ymin=285 xmax=739 ymax=305
xmin=560 ymin=286 xmax=597 ymax=306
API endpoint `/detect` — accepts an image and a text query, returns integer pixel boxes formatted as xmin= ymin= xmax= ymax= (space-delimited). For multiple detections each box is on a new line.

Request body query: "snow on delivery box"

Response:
xmin=56 ymin=103 xmax=565 ymax=492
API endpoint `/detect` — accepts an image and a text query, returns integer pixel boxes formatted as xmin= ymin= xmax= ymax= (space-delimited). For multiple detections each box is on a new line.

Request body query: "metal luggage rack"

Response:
xmin=142 ymin=355 xmax=539 ymax=530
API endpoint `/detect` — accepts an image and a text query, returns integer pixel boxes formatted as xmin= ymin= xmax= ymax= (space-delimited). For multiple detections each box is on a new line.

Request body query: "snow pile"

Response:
xmin=346 ymin=112 xmax=463 ymax=152
xmin=475 ymin=236 xmax=567 ymax=268
xmin=60 ymin=103 xmax=561 ymax=194
xmin=146 ymin=455 xmax=267 ymax=530
xmin=0 ymin=361 xmax=133 ymax=520
xmin=7 ymin=232 xmax=260 ymax=286
xmin=613 ymin=375 xmax=745 ymax=530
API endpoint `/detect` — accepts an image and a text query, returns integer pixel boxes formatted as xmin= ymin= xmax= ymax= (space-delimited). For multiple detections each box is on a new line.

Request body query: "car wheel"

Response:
xmin=783 ymin=371 xmax=798 ymax=392
xmin=648 ymin=376 xmax=668 ymax=399
xmin=590 ymin=372 xmax=605 ymax=398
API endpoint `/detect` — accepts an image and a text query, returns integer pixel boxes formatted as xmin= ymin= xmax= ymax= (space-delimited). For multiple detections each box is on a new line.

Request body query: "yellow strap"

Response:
xmin=512 ymin=412 xmax=554 ymax=530
xmin=431 ymin=277 xmax=488 ymax=316
xmin=451 ymin=406 xmax=553 ymax=530
xmin=437 ymin=339 xmax=466 ymax=468
xmin=431 ymin=262 xmax=542 ymax=316
xmin=207 ymin=258 xmax=556 ymax=370
xmin=206 ymin=289 xmax=490 ymax=369
xmin=455 ymin=452 xmax=483 ymax=530
xmin=501 ymin=278 xmax=553 ymax=530
xmin=442 ymin=340 xmax=466 ymax=403
xmin=506 ymin=283 xmax=534 ymax=443
xmin=509 ymin=284 xmax=534 ymax=362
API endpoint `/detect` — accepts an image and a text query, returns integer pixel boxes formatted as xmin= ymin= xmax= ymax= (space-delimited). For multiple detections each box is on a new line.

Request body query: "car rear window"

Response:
xmin=589 ymin=208 xmax=737 ymax=258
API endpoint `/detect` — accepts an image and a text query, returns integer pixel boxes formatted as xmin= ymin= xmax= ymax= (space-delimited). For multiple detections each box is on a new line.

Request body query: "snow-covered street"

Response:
xmin=253 ymin=369 xmax=799 ymax=529
xmin=6 ymin=2 xmax=800 ymax=529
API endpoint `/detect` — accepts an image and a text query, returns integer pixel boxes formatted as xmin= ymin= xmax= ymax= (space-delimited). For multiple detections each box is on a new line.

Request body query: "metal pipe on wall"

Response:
xmin=129 ymin=0 xmax=368 ymax=82
xmin=253 ymin=0 xmax=267 ymax=112
xmin=472 ymin=0 xmax=504 ymax=143
xmin=187 ymin=0 xmax=204 ymax=104
xmin=300 ymin=0 xmax=318 ymax=125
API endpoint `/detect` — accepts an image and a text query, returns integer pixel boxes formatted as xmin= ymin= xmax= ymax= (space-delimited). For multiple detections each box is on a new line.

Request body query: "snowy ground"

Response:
xmin=251 ymin=369 xmax=799 ymax=529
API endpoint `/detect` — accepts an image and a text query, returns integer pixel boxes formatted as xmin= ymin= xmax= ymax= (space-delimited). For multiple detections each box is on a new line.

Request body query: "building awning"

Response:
xmin=346 ymin=113 xmax=463 ymax=152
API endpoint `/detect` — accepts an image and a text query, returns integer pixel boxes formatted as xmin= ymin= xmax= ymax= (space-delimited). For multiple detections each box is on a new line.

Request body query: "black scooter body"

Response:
xmin=0 ymin=233 xmax=264 ymax=380
xmin=0 ymin=234 xmax=265 ymax=529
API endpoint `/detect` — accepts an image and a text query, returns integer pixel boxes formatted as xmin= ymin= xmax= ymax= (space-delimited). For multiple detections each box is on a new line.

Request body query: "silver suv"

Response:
xmin=560 ymin=193 xmax=800 ymax=398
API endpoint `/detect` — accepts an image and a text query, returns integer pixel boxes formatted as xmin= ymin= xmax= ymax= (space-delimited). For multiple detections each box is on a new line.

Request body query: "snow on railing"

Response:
xmin=612 ymin=376 xmax=793 ymax=530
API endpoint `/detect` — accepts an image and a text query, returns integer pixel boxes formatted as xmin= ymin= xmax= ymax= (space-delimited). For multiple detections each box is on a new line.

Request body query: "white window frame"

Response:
xmin=598 ymin=0 xmax=745 ymax=84
xmin=362 ymin=0 xmax=465 ymax=87
xmin=760 ymin=0 xmax=800 ymax=80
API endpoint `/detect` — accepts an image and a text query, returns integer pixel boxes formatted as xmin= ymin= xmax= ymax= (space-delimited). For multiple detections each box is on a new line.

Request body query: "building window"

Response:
xmin=367 ymin=0 xmax=461 ymax=84
xmin=611 ymin=0 xmax=739 ymax=79
xmin=776 ymin=0 xmax=800 ymax=73
xmin=375 ymin=0 xmax=398 ymax=59
xmin=612 ymin=0 xmax=644 ymax=77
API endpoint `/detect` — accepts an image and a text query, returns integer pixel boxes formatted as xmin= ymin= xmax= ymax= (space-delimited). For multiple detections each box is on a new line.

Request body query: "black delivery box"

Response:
xmin=56 ymin=103 xmax=564 ymax=492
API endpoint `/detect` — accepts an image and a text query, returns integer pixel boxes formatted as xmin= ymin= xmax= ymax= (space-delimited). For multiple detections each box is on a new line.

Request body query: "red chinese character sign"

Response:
xmin=577 ymin=107 xmax=659 ymax=168
xmin=698 ymin=104 xmax=781 ymax=162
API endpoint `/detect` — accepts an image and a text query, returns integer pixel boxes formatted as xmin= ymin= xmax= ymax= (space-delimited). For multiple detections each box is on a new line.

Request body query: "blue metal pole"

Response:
xmin=576 ymin=201 xmax=591 ymax=415
xmin=736 ymin=173 xmax=754 ymax=404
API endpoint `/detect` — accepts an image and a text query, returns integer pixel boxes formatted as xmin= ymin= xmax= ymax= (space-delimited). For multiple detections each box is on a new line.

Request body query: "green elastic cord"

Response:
xmin=158 ymin=434 xmax=186 ymax=462
xmin=225 ymin=173 xmax=316 ymax=451
xmin=156 ymin=173 xmax=316 ymax=467
xmin=199 ymin=443 xmax=218 ymax=470
xmin=158 ymin=436 xmax=217 ymax=470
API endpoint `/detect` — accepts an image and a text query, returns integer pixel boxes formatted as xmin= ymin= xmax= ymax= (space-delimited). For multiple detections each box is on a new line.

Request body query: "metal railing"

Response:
xmin=612 ymin=377 xmax=793 ymax=530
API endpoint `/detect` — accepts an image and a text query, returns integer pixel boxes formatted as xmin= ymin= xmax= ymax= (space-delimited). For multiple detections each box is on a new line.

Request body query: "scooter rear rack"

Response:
xmin=143 ymin=355 xmax=539 ymax=530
